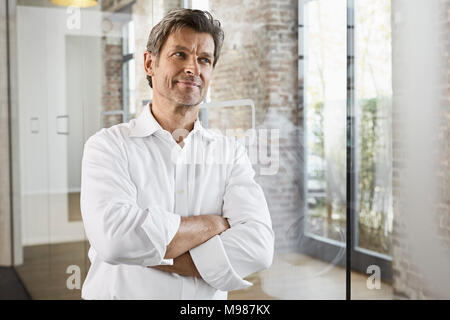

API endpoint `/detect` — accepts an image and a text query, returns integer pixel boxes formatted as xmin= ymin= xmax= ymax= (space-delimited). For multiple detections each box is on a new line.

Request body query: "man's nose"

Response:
xmin=184 ymin=57 xmax=200 ymax=76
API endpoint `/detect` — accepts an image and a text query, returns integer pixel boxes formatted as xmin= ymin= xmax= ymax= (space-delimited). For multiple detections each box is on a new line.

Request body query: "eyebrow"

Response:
xmin=172 ymin=45 xmax=214 ymax=59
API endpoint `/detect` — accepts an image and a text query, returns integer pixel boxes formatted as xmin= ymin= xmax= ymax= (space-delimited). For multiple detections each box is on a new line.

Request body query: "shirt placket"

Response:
xmin=173 ymin=138 xmax=198 ymax=299
xmin=174 ymin=158 xmax=189 ymax=217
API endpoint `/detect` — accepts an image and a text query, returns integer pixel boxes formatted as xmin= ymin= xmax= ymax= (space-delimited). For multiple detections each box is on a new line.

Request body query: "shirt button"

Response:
xmin=177 ymin=189 xmax=184 ymax=194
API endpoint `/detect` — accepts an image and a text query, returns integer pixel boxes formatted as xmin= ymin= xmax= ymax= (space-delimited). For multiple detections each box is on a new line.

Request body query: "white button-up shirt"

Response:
xmin=80 ymin=103 xmax=274 ymax=300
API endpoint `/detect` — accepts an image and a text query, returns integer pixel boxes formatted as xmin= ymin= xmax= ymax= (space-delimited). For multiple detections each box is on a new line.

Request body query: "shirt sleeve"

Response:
xmin=80 ymin=130 xmax=181 ymax=267
xmin=190 ymin=140 xmax=275 ymax=291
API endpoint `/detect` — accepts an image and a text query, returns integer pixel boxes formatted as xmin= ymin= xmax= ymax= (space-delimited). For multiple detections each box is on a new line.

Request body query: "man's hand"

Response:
xmin=213 ymin=214 xmax=230 ymax=234
xmin=164 ymin=214 xmax=230 ymax=260
xmin=151 ymin=251 xmax=202 ymax=278
xmin=153 ymin=215 xmax=230 ymax=279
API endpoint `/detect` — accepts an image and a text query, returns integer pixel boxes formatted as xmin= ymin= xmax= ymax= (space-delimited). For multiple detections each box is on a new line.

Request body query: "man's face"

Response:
xmin=144 ymin=27 xmax=215 ymax=107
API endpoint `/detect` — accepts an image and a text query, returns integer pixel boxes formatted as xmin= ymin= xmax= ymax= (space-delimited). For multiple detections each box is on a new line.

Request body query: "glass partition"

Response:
xmin=7 ymin=0 xmax=449 ymax=300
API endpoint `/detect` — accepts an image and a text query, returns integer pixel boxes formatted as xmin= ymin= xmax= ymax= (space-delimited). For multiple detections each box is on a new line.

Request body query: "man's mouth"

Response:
xmin=176 ymin=81 xmax=200 ymax=88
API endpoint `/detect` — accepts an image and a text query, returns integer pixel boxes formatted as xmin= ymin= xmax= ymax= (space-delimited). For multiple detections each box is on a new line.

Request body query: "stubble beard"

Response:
xmin=172 ymin=84 xmax=204 ymax=110
xmin=154 ymin=79 xmax=204 ymax=114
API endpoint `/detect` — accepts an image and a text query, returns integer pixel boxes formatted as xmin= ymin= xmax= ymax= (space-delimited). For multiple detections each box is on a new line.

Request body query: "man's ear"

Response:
xmin=144 ymin=51 xmax=154 ymax=77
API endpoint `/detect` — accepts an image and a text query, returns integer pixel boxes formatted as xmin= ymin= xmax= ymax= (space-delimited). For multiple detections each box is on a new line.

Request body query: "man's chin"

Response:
xmin=174 ymin=96 xmax=203 ymax=107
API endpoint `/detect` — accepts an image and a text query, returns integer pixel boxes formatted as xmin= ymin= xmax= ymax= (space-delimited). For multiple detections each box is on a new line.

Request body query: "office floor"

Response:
xmin=68 ymin=192 xmax=82 ymax=222
xmin=0 ymin=267 xmax=30 ymax=300
xmin=14 ymin=241 xmax=393 ymax=300
xmin=232 ymin=252 xmax=393 ymax=300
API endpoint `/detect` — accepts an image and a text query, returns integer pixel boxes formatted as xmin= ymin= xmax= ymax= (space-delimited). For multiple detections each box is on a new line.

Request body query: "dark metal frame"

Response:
xmin=346 ymin=0 xmax=355 ymax=300
xmin=5 ymin=0 xmax=17 ymax=268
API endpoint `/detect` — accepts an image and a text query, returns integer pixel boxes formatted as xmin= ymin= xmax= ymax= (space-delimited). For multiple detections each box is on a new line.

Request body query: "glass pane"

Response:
xmin=121 ymin=22 xmax=128 ymax=55
xmin=11 ymin=0 xmax=135 ymax=299
xmin=121 ymin=20 xmax=135 ymax=55
xmin=124 ymin=59 xmax=136 ymax=117
xmin=128 ymin=20 xmax=135 ymax=54
xmin=355 ymin=0 xmax=393 ymax=256
xmin=14 ymin=4 xmax=53 ymax=298
xmin=9 ymin=0 xmax=349 ymax=301
xmin=202 ymin=0 xmax=347 ymax=299
xmin=103 ymin=114 xmax=123 ymax=128
xmin=8 ymin=0 xmax=448 ymax=302
xmin=351 ymin=0 xmax=394 ymax=300
xmin=12 ymin=2 xmax=101 ymax=299
xmin=304 ymin=0 xmax=347 ymax=244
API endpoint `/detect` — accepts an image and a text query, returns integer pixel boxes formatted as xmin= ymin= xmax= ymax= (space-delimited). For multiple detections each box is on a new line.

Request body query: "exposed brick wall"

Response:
xmin=101 ymin=37 xmax=123 ymax=127
xmin=208 ymin=0 xmax=302 ymax=253
xmin=391 ymin=0 xmax=450 ymax=299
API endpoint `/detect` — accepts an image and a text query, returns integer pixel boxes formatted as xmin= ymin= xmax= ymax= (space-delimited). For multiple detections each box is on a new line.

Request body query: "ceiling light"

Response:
xmin=51 ymin=0 xmax=98 ymax=8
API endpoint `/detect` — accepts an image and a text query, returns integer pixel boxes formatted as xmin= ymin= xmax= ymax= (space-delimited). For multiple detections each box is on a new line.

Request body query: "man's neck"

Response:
xmin=150 ymin=96 xmax=199 ymax=136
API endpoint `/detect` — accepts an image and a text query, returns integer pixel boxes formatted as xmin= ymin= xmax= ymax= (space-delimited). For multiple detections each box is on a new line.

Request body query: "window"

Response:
xmin=355 ymin=0 xmax=393 ymax=256
xmin=100 ymin=5 xmax=136 ymax=127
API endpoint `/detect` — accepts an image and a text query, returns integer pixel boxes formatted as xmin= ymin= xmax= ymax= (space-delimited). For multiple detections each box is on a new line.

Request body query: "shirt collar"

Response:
xmin=129 ymin=102 xmax=217 ymax=141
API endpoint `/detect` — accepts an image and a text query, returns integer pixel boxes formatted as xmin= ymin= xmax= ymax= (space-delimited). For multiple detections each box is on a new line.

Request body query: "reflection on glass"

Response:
xmin=103 ymin=114 xmax=123 ymax=128
xmin=304 ymin=0 xmax=347 ymax=242
xmin=122 ymin=58 xmax=136 ymax=119
xmin=128 ymin=59 xmax=136 ymax=115
xmin=121 ymin=20 xmax=135 ymax=55
xmin=355 ymin=0 xmax=393 ymax=255
xmin=128 ymin=20 xmax=135 ymax=54
xmin=10 ymin=0 xmax=352 ymax=300
xmin=122 ymin=19 xmax=136 ymax=120
xmin=13 ymin=2 xmax=101 ymax=299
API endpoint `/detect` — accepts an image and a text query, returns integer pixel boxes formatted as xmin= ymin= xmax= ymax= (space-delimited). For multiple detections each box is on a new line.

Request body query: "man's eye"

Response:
xmin=175 ymin=52 xmax=185 ymax=57
xmin=201 ymin=58 xmax=211 ymax=64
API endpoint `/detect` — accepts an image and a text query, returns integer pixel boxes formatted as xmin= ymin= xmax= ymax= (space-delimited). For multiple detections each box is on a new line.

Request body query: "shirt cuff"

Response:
xmin=190 ymin=235 xmax=253 ymax=291
xmin=140 ymin=206 xmax=181 ymax=266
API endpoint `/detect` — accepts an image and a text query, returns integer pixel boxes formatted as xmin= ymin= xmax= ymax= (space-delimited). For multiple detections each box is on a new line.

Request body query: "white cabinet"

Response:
xmin=17 ymin=5 xmax=102 ymax=247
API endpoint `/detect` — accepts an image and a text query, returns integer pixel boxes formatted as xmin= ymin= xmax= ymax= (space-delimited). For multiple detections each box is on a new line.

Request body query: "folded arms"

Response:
xmin=80 ymin=132 xmax=274 ymax=291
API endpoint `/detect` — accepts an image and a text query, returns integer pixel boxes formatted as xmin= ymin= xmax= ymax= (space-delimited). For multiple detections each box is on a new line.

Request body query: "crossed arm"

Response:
xmin=150 ymin=214 xmax=230 ymax=278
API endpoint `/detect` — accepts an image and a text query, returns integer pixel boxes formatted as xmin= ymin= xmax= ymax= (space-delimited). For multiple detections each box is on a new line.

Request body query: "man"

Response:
xmin=80 ymin=8 xmax=274 ymax=300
